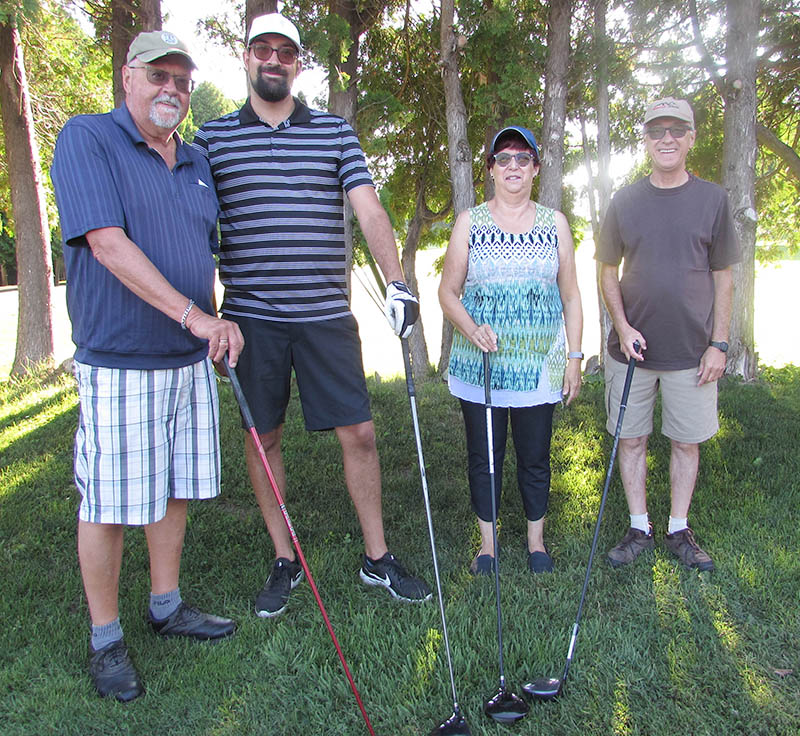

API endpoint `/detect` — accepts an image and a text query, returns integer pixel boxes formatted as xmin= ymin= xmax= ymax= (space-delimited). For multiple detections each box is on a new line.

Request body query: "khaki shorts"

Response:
xmin=604 ymin=358 xmax=719 ymax=443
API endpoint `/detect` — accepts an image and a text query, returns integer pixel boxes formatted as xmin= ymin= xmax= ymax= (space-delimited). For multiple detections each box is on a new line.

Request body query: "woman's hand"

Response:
xmin=562 ymin=358 xmax=582 ymax=405
xmin=469 ymin=323 xmax=498 ymax=353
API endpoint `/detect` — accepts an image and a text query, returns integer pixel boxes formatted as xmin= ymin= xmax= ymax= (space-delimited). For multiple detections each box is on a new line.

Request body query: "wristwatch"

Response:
xmin=709 ymin=340 xmax=729 ymax=353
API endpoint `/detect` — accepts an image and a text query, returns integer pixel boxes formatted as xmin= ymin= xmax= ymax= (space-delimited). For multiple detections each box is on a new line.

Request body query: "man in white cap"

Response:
xmin=195 ymin=13 xmax=431 ymax=618
xmin=596 ymin=96 xmax=740 ymax=572
xmin=51 ymin=30 xmax=243 ymax=702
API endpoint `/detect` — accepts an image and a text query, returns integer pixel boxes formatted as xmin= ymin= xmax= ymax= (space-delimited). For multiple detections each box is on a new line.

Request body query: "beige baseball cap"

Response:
xmin=247 ymin=13 xmax=302 ymax=50
xmin=127 ymin=30 xmax=196 ymax=68
xmin=643 ymin=97 xmax=694 ymax=128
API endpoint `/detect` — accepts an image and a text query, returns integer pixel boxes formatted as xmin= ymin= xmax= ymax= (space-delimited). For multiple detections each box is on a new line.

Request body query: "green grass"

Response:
xmin=1 ymin=365 xmax=799 ymax=735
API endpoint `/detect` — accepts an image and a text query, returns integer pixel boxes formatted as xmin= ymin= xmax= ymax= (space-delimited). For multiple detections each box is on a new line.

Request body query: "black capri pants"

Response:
xmin=459 ymin=399 xmax=556 ymax=523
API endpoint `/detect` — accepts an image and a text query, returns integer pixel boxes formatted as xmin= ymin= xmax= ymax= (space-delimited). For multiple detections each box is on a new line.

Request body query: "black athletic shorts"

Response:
xmin=228 ymin=314 xmax=372 ymax=433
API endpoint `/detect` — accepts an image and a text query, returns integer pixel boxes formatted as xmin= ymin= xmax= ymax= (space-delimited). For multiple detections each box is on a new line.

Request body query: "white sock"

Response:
xmin=630 ymin=513 xmax=650 ymax=533
xmin=668 ymin=517 xmax=688 ymax=535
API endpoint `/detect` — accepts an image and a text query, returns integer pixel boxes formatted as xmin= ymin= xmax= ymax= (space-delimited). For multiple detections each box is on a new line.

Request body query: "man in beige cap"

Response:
xmin=51 ymin=30 xmax=243 ymax=702
xmin=595 ymin=96 xmax=740 ymax=572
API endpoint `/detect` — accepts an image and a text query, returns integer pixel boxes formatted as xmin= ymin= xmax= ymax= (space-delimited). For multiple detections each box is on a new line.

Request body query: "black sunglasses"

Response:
xmin=645 ymin=124 xmax=691 ymax=140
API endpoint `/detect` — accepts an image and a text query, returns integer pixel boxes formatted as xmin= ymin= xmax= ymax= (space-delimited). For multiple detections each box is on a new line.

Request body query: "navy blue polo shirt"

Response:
xmin=51 ymin=104 xmax=219 ymax=369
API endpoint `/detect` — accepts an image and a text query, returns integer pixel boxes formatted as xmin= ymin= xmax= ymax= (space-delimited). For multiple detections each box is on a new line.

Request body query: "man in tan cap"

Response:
xmin=51 ymin=30 xmax=243 ymax=702
xmin=595 ymin=96 xmax=740 ymax=572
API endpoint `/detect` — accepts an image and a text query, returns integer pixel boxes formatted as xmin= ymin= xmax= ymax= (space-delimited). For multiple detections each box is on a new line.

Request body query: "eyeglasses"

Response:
xmin=249 ymin=43 xmax=299 ymax=64
xmin=128 ymin=64 xmax=194 ymax=94
xmin=493 ymin=152 xmax=535 ymax=167
xmin=645 ymin=124 xmax=691 ymax=140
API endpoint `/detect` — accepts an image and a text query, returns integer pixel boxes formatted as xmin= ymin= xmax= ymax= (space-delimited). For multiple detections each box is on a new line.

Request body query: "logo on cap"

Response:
xmin=161 ymin=31 xmax=178 ymax=45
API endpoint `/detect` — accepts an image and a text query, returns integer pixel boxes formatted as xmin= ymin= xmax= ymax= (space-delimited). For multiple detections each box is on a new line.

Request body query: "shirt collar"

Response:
xmin=112 ymin=103 xmax=191 ymax=165
xmin=238 ymin=96 xmax=311 ymax=127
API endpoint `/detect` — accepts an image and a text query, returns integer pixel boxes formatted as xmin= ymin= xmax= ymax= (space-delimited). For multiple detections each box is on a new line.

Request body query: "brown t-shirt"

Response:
xmin=596 ymin=175 xmax=740 ymax=370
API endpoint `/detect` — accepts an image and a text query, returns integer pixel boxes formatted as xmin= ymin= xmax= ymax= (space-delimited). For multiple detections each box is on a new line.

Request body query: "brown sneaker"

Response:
xmin=664 ymin=527 xmax=714 ymax=571
xmin=607 ymin=526 xmax=654 ymax=568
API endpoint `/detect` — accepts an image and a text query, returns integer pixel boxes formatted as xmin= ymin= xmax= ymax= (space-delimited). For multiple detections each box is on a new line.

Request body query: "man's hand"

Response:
xmin=185 ymin=309 xmax=245 ymax=366
xmin=619 ymin=327 xmax=646 ymax=361
xmin=697 ymin=345 xmax=726 ymax=385
xmin=384 ymin=281 xmax=420 ymax=338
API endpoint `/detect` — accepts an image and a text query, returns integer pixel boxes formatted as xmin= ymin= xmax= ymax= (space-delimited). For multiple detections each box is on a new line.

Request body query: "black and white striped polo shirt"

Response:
xmin=194 ymin=98 xmax=374 ymax=322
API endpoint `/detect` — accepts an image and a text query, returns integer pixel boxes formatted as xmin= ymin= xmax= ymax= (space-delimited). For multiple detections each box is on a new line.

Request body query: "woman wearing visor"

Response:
xmin=439 ymin=125 xmax=583 ymax=574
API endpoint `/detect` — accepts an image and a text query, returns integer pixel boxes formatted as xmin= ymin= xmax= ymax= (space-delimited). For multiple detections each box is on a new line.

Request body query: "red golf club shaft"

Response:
xmin=225 ymin=359 xmax=376 ymax=736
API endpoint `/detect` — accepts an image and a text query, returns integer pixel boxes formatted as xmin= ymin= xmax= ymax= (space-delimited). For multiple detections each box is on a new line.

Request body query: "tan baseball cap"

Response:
xmin=127 ymin=30 xmax=196 ymax=69
xmin=643 ymin=97 xmax=694 ymax=128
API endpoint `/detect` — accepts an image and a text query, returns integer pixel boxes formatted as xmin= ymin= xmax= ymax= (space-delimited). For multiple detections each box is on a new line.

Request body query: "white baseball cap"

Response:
xmin=247 ymin=13 xmax=302 ymax=51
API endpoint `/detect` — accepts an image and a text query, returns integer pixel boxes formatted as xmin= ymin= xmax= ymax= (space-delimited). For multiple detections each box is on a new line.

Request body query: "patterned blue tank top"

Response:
xmin=448 ymin=201 xmax=566 ymax=407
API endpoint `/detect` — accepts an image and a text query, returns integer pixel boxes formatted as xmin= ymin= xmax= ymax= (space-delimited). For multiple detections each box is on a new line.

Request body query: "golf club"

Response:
xmin=223 ymin=356 xmax=377 ymax=736
xmin=523 ymin=342 xmax=640 ymax=702
xmin=482 ymin=351 xmax=529 ymax=724
xmin=401 ymin=339 xmax=472 ymax=736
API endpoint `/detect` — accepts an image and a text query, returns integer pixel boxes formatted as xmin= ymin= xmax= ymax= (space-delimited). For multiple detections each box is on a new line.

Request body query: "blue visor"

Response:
xmin=490 ymin=126 xmax=539 ymax=158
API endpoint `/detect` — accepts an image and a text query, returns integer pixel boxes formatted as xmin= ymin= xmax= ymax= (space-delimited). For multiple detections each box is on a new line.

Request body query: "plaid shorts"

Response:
xmin=73 ymin=359 xmax=221 ymax=525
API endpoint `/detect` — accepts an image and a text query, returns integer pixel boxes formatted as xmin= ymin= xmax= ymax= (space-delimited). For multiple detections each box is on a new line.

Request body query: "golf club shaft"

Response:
xmin=483 ymin=352 xmax=506 ymax=688
xmin=559 ymin=346 xmax=639 ymax=685
xmin=401 ymin=339 xmax=463 ymax=713
xmin=223 ymin=358 xmax=376 ymax=736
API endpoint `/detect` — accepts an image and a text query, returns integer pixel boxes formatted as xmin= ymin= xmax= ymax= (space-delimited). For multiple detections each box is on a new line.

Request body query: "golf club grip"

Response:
xmin=401 ymin=338 xmax=415 ymax=397
xmin=482 ymin=351 xmax=491 ymax=407
xmin=222 ymin=357 xmax=256 ymax=430
xmin=615 ymin=340 xmax=641 ymax=430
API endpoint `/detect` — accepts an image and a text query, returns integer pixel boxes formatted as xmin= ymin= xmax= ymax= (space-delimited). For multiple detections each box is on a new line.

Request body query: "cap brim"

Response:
xmin=135 ymin=49 xmax=196 ymax=69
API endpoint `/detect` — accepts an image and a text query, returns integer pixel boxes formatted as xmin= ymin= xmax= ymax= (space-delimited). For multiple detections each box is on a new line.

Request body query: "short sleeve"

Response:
xmin=51 ymin=120 xmax=125 ymax=247
xmin=595 ymin=196 xmax=623 ymax=266
xmin=337 ymin=120 xmax=374 ymax=193
xmin=709 ymin=190 xmax=741 ymax=270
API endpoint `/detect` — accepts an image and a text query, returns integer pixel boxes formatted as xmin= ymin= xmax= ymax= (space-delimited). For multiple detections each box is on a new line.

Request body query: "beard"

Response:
xmin=250 ymin=65 xmax=291 ymax=103
xmin=149 ymin=94 xmax=183 ymax=130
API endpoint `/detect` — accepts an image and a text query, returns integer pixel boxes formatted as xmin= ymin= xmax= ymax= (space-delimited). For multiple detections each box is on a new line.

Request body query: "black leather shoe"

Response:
xmin=149 ymin=602 xmax=236 ymax=641
xmin=88 ymin=639 xmax=144 ymax=702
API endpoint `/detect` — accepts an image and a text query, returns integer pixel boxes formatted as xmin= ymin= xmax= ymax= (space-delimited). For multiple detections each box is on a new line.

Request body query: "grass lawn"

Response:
xmin=0 ymin=365 xmax=798 ymax=735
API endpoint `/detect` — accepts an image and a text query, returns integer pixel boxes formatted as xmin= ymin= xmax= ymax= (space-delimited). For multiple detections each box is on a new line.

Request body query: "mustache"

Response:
xmin=153 ymin=93 xmax=181 ymax=108
xmin=258 ymin=64 xmax=288 ymax=78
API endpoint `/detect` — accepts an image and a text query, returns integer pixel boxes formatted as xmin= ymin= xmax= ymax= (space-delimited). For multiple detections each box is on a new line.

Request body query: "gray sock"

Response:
xmin=149 ymin=587 xmax=182 ymax=621
xmin=91 ymin=618 xmax=123 ymax=652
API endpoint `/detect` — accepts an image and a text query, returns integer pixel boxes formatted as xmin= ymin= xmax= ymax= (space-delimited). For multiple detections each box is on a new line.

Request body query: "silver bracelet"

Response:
xmin=180 ymin=298 xmax=195 ymax=330
xmin=568 ymin=351 xmax=584 ymax=360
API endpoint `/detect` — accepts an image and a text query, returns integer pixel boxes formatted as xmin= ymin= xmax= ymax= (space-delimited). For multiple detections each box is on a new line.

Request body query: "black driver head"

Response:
xmin=431 ymin=710 xmax=472 ymax=735
xmin=483 ymin=687 xmax=529 ymax=723
xmin=523 ymin=677 xmax=563 ymax=701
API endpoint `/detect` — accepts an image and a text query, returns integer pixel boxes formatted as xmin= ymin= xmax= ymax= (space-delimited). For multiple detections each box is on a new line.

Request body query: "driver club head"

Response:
xmin=483 ymin=687 xmax=529 ymax=723
xmin=431 ymin=710 xmax=472 ymax=735
xmin=523 ymin=677 xmax=563 ymax=701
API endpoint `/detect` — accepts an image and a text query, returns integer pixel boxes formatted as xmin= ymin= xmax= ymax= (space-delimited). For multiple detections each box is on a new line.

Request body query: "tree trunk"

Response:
xmin=245 ymin=0 xmax=278 ymax=40
xmin=438 ymin=0 xmax=474 ymax=374
xmin=111 ymin=0 xmax=137 ymax=107
xmin=538 ymin=0 xmax=571 ymax=209
xmin=593 ymin=0 xmax=612 ymax=367
xmin=402 ymin=186 xmax=432 ymax=382
xmin=722 ymin=0 xmax=759 ymax=379
xmin=0 ymin=20 xmax=54 ymax=375
xmin=328 ymin=0 xmax=370 ymax=298
xmin=139 ymin=0 xmax=162 ymax=32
